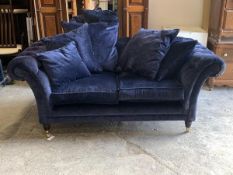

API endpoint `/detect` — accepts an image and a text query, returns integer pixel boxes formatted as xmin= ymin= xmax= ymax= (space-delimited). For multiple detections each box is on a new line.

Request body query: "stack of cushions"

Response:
xmin=35 ymin=9 xmax=197 ymax=88
xmin=42 ymin=24 xmax=102 ymax=72
xmin=157 ymin=37 xmax=197 ymax=81
xmin=117 ymin=32 xmax=197 ymax=80
xmin=118 ymin=29 xmax=180 ymax=79
xmin=61 ymin=9 xmax=119 ymax=71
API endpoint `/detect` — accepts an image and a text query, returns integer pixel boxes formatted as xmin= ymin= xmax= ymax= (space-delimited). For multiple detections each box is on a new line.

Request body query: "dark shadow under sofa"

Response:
xmin=7 ymin=36 xmax=225 ymax=138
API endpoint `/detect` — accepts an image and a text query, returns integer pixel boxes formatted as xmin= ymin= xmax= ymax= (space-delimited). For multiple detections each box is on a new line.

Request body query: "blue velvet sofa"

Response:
xmin=7 ymin=38 xmax=225 ymax=134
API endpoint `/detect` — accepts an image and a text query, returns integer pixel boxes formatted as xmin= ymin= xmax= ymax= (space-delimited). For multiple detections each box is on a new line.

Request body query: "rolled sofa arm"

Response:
xmin=178 ymin=44 xmax=225 ymax=119
xmin=7 ymin=56 xmax=39 ymax=81
xmin=7 ymin=56 xmax=52 ymax=123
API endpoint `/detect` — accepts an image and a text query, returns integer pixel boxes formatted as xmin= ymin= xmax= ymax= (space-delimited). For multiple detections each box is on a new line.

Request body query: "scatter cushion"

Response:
xmin=41 ymin=33 xmax=72 ymax=51
xmin=65 ymin=24 xmax=102 ymax=72
xmin=37 ymin=42 xmax=91 ymax=87
xmin=51 ymin=72 xmax=118 ymax=105
xmin=157 ymin=37 xmax=197 ymax=81
xmin=116 ymin=37 xmax=131 ymax=58
xmin=61 ymin=20 xmax=83 ymax=33
xmin=83 ymin=9 xmax=118 ymax=25
xmin=88 ymin=22 xmax=119 ymax=71
xmin=42 ymin=23 xmax=102 ymax=72
xmin=118 ymin=29 xmax=179 ymax=79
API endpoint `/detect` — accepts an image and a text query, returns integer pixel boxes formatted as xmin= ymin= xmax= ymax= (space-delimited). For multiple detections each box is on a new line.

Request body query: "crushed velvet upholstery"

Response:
xmin=36 ymin=42 xmax=91 ymax=87
xmin=115 ymin=37 xmax=131 ymax=58
xmin=51 ymin=72 xmax=118 ymax=105
xmin=42 ymin=24 xmax=102 ymax=72
xmin=61 ymin=20 xmax=83 ymax=33
xmin=157 ymin=37 xmax=197 ymax=81
xmin=119 ymin=73 xmax=184 ymax=102
xmin=118 ymin=29 xmax=179 ymax=79
xmin=7 ymin=37 xmax=225 ymax=128
xmin=82 ymin=9 xmax=118 ymax=25
xmin=61 ymin=21 xmax=119 ymax=71
xmin=88 ymin=22 xmax=119 ymax=71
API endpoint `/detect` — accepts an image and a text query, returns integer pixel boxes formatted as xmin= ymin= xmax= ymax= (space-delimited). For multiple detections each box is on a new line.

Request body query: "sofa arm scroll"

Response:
xmin=8 ymin=56 xmax=52 ymax=123
xmin=178 ymin=44 xmax=225 ymax=111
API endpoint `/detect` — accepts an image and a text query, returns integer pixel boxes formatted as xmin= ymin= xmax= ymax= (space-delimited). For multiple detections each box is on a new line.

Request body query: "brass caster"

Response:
xmin=186 ymin=127 xmax=191 ymax=133
xmin=45 ymin=130 xmax=55 ymax=141
xmin=208 ymin=87 xmax=213 ymax=91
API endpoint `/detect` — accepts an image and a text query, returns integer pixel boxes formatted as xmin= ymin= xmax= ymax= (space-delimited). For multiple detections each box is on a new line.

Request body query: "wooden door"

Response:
xmin=34 ymin=0 xmax=65 ymax=39
xmin=119 ymin=0 xmax=148 ymax=37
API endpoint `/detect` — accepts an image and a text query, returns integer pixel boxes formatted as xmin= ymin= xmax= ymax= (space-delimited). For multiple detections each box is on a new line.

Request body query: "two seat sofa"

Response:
xmin=8 ymin=37 xmax=224 ymax=135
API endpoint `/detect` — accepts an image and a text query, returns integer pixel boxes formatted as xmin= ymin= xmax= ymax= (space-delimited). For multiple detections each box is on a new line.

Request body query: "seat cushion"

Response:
xmin=119 ymin=73 xmax=184 ymax=102
xmin=51 ymin=72 xmax=118 ymax=106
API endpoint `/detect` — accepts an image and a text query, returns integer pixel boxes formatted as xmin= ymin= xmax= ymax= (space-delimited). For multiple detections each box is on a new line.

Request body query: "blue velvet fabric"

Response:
xmin=42 ymin=24 xmax=102 ymax=72
xmin=61 ymin=21 xmax=83 ymax=33
xmin=36 ymin=42 xmax=91 ymax=87
xmin=64 ymin=24 xmax=102 ymax=72
xmin=157 ymin=37 xmax=197 ymax=81
xmin=82 ymin=9 xmax=118 ymax=25
xmin=51 ymin=72 xmax=118 ymax=105
xmin=7 ymin=37 xmax=225 ymax=128
xmin=119 ymin=73 xmax=184 ymax=102
xmin=41 ymin=33 xmax=72 ymax=51
xmin=61 ymin=10 xmax=118 ymax=32
xmin=116 ymin=37 xmax=131 ymax=58
xmin=71 ymin=15 xmax=85 ymax=23
xmin=88 ymin=22 xmax=119 ymax=71
xmin=118 ymin=29 xmax=179 ymax=79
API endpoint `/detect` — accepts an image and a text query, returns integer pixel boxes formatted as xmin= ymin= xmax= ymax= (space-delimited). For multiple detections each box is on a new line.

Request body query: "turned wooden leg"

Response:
xmin=207 ymin=78 xmax=214 ymax=91
xmin=185 ymin=120 xmax=192 ymax=132
xmin=43 ymin=124 xmax=55 ymax=141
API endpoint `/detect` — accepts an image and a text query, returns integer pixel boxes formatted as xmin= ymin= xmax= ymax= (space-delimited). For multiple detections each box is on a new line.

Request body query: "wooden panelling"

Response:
xmin=41 ymin=0 xmax=56 ymax=6
xmin=43 ymin=15 xmax=58 ymax=36
xmin=35 ymin=0 xmax=64 ymax=38
xmin=223 ymin=10 xmax=233 ymax=30
xmin=129 ymin=13 xmax=142 ymax=36
xmin=216 ymin=62 xmax=233 ymax=80
xmin=122 ymin=0 xmax=148 ymax=37
xmin=129 ymin=0 xmax=144 ymax=5
xmin=226 ymin=0 xmax=233 ymax=9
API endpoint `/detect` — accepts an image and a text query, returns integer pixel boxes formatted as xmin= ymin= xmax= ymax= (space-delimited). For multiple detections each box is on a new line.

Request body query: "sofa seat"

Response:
xmin=51 ymin=72 xmax=118 ymax=106
xmin=119 ymin=73 xmax=184 ymax=102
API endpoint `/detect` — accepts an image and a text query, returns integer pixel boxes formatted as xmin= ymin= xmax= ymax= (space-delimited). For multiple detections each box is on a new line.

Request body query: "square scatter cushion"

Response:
xmin=88 ymin=22 xmax=119 ymax=71
xmin=156 ymin=37 xmax=197 ymax=81
xmin=42 ymin=23 xmax=102 ymax=73
xmin=37 ymin=42 xmax=91 ymax=87
xmin=118 ymin=29 xmax=179 ymax=79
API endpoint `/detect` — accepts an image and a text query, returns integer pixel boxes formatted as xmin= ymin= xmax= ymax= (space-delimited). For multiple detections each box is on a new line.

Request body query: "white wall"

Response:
xmin=148 ymin=0 xmax=210 ymax=30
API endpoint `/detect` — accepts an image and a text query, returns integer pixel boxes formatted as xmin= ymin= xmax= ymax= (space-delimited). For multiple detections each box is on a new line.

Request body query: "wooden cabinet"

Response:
xmin=34 ymin=0 xmax=63 ymax=38
xmin=33 ymin=0 xmax=76 ymax=39
xmin=118 ymin=0 xmax=148 ymax=37
xmin=208 ymin=0 xmax=233 ymax=87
